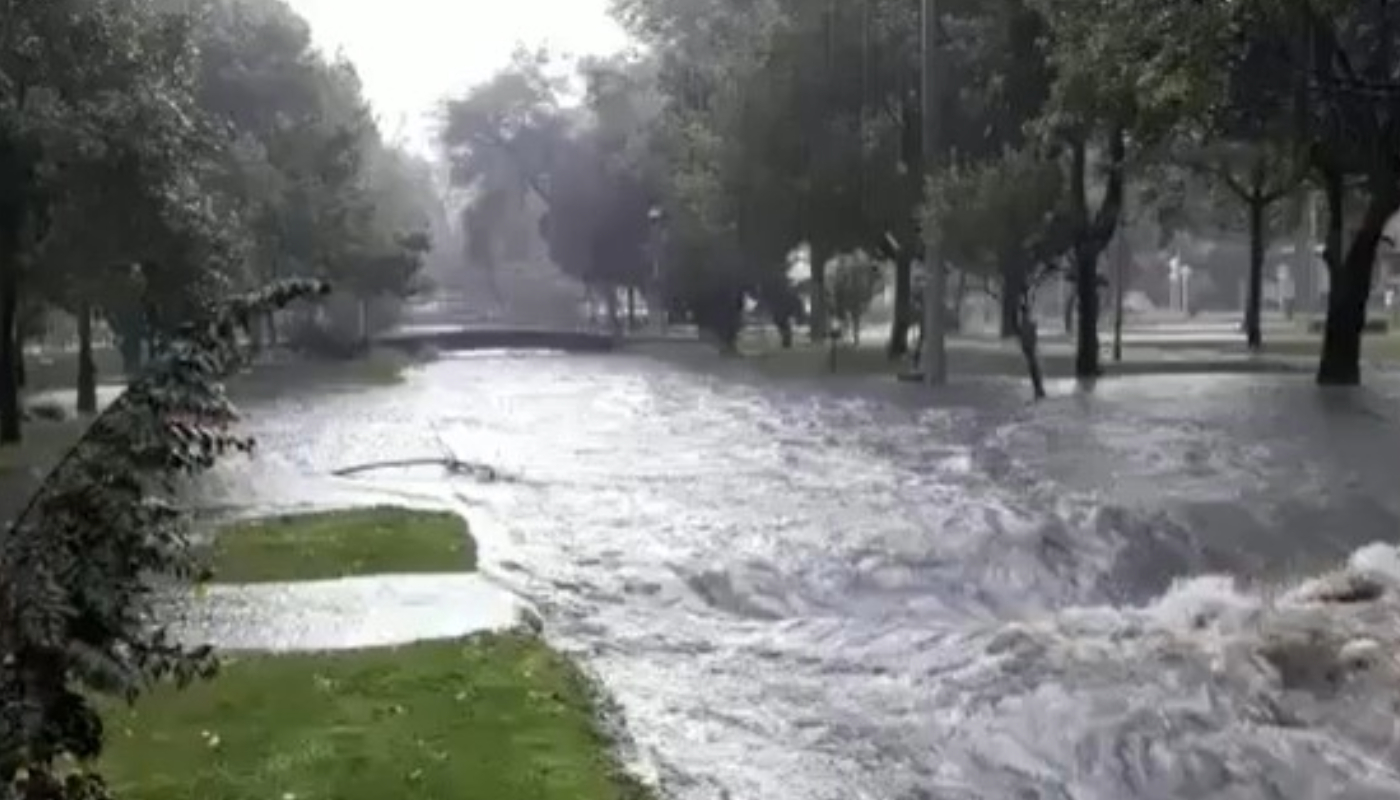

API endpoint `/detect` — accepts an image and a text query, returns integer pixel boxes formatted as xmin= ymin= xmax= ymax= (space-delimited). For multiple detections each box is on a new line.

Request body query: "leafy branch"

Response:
xmin=0 ymin=277 xmax=330 ymax=800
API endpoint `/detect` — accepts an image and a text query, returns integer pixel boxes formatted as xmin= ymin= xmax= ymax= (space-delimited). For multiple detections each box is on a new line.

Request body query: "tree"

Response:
xmin=610 ymin=0 xmax=1065 ymax=359
xmin=443 ymin=48 xmax=660 ymax=327
xmin=1161 ymin=12 xmax=1309 ymax=351
xmin=1178 ymin=141 xmax=1305 ymax=349
xmin=0 ymin=278 xmax=328 ymax=800
xmin=442 ymin=49 xmax=566 ymax=287
xmin=188 ymin=0 xmax=427 ymax=347
xmin=1025 ymin=0 xmax=1243 ymax=377
xmin=925 ymin=149 xmax=1072 ymax=398
xmin=1031 ymin=0 xmax=1400 ymax=385
xmin=1290 ymin=2 xmax=1400 ymax=385
xmin=610 ymin=0 xmax=906 ymax=349
xmin=827 ymin=252 xmax=884 ymax=345
xmin=2 ymin=0 xmax=224 ymax=441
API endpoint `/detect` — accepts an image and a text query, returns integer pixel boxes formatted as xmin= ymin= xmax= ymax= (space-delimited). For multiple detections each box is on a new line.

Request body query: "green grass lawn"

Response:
xmin=737 ymin=339 xmax=1045 ymax=379
xmin=735 ymin=332 xmax=1400 ymax=381
xmin=96 ymin=506 xmax=651 ymax=799
xmin=1260 ymin=333 xmax=1400 ymax=361
xmin=211 ymin=506 xmax=475 ymax=583
xmin=24 ymin=345 xmax=125 ymax=393
xmin=98 ymin=633 xmax=652 ymax=800
xmin=230 ymin=348 xmax=418 ymax=398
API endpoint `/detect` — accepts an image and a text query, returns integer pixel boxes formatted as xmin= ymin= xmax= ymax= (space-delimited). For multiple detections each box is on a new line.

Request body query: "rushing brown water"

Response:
xmin=202 ymin=352 xmax=1400 ymax=799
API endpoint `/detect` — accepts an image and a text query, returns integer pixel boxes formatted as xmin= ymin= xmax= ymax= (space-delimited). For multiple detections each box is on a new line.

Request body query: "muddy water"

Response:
xmin=203 ymin=353 xmax=1400 ymax=799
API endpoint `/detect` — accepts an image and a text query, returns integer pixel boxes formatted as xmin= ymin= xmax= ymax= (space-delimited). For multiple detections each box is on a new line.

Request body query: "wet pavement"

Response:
xmin=194 ymin=352 xmax=1400 ymax=799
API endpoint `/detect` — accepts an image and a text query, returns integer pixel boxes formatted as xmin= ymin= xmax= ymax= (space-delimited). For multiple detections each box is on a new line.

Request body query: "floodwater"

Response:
xmin=171 ymin=574 xmax=524 ymax=652
xmin=201 ymin=352 xmax=1400 ymax=800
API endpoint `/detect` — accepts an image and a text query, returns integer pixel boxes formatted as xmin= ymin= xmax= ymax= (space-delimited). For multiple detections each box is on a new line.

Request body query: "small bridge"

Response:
xmin=374 ymin=325 xmax=619 ymax=354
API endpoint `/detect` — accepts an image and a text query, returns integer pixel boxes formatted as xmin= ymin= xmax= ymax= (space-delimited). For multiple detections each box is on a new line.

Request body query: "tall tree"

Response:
xmin=2 ymin=0 xmax=219 ymax=441
xmin=1294 ymin=2 xmax=1400 ymax=385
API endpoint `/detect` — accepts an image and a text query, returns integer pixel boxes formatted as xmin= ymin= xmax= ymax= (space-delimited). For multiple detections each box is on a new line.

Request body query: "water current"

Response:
xmin=205 ymin=351 xmax=1400 ymax=800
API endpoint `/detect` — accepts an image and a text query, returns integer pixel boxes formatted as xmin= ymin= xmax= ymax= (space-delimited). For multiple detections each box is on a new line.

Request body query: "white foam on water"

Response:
xmin=907 ymin=542 xmax=1400 ymax=798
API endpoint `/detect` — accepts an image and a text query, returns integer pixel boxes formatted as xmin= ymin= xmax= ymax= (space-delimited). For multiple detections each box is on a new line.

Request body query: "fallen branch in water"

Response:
xmin=332 ymin=458 xmax=501 ymax=481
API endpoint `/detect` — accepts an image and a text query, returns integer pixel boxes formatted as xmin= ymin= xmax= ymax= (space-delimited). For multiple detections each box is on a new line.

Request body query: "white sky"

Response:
xmin=285 ymin=0 xmax=630 ymax=156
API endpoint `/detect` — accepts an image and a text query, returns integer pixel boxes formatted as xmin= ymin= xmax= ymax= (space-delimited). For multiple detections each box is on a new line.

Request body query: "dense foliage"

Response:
xmin=0 ymin=277 xmax=329 ymax=799
xmin=436 ymin=0 xmax=1400 ymax=385
xmin=1 ymin=0 xmax=439 ymax=445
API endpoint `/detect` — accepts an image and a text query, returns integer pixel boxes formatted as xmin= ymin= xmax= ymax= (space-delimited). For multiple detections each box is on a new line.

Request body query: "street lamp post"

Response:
xmin=647 ymin=206 xmax=667 ymax=336
xmin=920 ymin=0 xmax=947 ymax=386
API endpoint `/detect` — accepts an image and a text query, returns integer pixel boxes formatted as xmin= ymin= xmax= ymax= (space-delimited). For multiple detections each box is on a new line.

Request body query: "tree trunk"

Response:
xmin=1009 ymin=258 xmax=1046 ymax=400
xmin=76 ymin=301 xmax=97 ymax=415
xmin=1245 ymin=194 xmax=1266 ymax=351
xmin=1074 ymin=246 xmax=1101 ymax=378
xmin=605 ymin=288 xmax=622 ymax=336
xmin=888 ymin=254 xmax=912 ymax=357
xmin=1000 ymin=259 xmax=1025 ymax=338
xmin=626 ymin=286 xmax=636 ymax=330
xmin=0 ymin=246 xmax=20 ymax=444
xmin=1293 ymin=190 xmax=1315 ymax=317
xmin=1113 ymin=224 xmax=1129 ymax=362
xmin=1067 ymin=127 xmax=1124 ymax=378
xmin=358 ymin=297 xmax=370 ymax=348
xmin=118 ymin=333 xmax=142 ymax=378
xmin=706 ymin=288 xmax=745 ymax=355
xmin=1017 ymin=296 xmax=1046 ymax=401
xmin=14 ymin=333 xmax=24 ymax=391
xmin=249 ymin=312 xmax=265 ymax=355
xmin=809 ymin=247 xmax=829 ymax=342
xmin=1322 ymin=166 xmax=1344 ymax=304
xmin=1318 ymin=187 xmax=1397 ymax=385
xmin=952 ymin=270 xmax=968 ymax=332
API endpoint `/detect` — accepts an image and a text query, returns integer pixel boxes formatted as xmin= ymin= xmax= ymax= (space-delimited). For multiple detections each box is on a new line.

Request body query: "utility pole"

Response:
xmin=1113 ymin=225 xmax=1128 ymax=363
xmin=1299 ymin=188 xmax=1318 ymax=316
xmin=919 ymin=0 xmax=947 ymax=386
xmin=648 ymin=207 xmax=667 ymax=335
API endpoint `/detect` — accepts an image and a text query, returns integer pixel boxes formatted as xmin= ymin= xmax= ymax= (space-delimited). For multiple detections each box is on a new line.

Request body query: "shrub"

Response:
xmin=0 ymin=279 xmax=329 ymax=800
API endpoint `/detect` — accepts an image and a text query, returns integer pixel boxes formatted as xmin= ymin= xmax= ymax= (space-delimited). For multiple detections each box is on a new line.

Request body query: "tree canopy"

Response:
xmin=1 ymin=0 xmax=439 ymax=442
xmin=460 ymin=0 xmax=1387 ymax=382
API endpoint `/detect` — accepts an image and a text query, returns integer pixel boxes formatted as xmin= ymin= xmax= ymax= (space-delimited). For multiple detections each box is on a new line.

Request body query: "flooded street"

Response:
xmin=206 ymin=353 xmax=1400 ymax=799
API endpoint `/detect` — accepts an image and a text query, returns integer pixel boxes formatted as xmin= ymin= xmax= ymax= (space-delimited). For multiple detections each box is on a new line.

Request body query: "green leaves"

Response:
xmin=827 ymin=253 xmax=884 ymax=333
xmin=0 ymin=277 xmax=327 ymax=799
xmin=924 ymin=148 xmax=1068 ymax=276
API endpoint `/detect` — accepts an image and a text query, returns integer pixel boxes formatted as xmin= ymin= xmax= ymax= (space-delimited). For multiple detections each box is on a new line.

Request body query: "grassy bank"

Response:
xmin=24 ymin=345 xmax=124 ymax=393
xmin=99 ymin=506 xmax=650 ymax=800
xmin=735 ymin=337 xmax=1324 ymax=381
xmin=1253 ymin=333 xmax=1400 ymax=362
xmin=212 ymin=506 xmax=475 ymax=583
xmin=99 ymin=633 xmax=650 ymax=800
xmin=227 ymin=347 xmax=418 ymax=397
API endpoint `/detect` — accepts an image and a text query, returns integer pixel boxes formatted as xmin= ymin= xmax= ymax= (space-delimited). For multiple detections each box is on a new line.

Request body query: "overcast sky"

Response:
xmin=285 ymin=0 xmax=630 ymax=156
